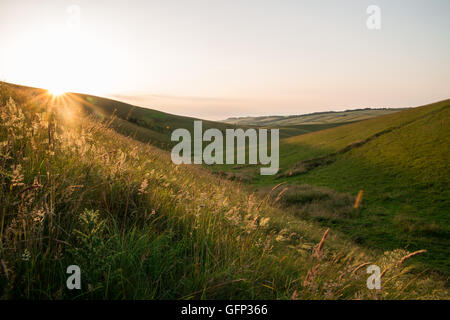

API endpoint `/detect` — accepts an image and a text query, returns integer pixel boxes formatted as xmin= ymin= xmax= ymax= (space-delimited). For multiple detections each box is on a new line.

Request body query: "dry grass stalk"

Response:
xmin=274 ymin=187 xmax=289 ymax=203
xmin=303 ymin=264 xmax=320 ymax=287
xmin=397 ymin=249 xmax=427 ymax=267
xmin=256 ymin=182 xmax=286 ymax=209
xmin=270 ymin=182 xmax=286 ymax=193
xmin=313 ymin=228 xmax=330 ymax=258
xmin=351 ymin=262 xmax=371 ymax=275
xmin=381 ymin=249 xmax=427 ymax=278
xmin=291 ymin=290 xmax=298 ymax=300
xmin=353 ymin=189 xmax=363 ymax=209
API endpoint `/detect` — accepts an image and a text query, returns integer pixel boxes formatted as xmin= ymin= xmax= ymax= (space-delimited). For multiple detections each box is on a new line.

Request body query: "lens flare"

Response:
xmin=47 ymin=87 xmax=66 ymax=96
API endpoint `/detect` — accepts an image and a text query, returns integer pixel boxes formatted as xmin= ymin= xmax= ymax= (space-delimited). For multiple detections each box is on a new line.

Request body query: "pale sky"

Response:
xmin=1 ymin=0 xmax=449 ymax=120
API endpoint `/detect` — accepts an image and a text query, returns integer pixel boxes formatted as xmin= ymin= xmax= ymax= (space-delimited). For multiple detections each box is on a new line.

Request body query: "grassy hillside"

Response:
xmin=224 ymin=108 xmax=407 ymax=126
xmin=73 ymin=92 xmax=335 ymax=140
xmin=0 ymin=82 xmax=313 ymax=147
xmin=221 ymin=100 xmax=450 ymax=274
xmin=223 ymin=108 xmax=407 ymax=140
xmin=0 ymin=83 xmax=447 ymax=299
xmin=73 ymin=92 xmax=240 ymax=149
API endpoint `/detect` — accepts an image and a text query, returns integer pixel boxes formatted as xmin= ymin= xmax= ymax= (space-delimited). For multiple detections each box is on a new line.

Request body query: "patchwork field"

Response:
xmin=224 ymin=108 xmax=407 ymax=126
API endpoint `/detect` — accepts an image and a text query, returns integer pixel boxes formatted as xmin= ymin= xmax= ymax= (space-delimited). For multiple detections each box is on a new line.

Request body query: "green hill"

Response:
xmin=222 ymin=108 xmax=408 ymax=141
xmin=0 ymin=81 xmax=246 ymax=149
xmin=224 ymin=108 xmax=407 ymax=126
xmin=0 ymin=82 xmax=314 ymax=147
xmin=1 ymin=82 xmax=447 ymax=299
xmin=74 ymin=92 xmax=339 ymax=140
xmin=73 ymin=92 xmax=240 ymax=149
xmin=227 ymin=100 xmax=449 ymax=273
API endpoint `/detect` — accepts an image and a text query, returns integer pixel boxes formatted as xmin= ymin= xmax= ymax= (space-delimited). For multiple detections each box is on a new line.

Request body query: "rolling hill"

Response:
xmin=0 ymin=81 xmax=448 ymax=299
xmin=0 ymin=82 xmax=240 ymax=149
xmin=0 ymin=82 xmax=327 ymax=146
xmin=224 ymin=108 xmax=407 ymax=126
xmin=223 ymin=108 xmax=408 ymax=140
xmin=223 ymin=99 xmax=450 ymax=273
xmin=3 ymin=82 xmax=401 ymax=148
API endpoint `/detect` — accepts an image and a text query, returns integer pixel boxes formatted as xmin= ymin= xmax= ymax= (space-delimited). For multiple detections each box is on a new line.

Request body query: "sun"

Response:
xmin=47 ymin=86 xmax=67 ymax=96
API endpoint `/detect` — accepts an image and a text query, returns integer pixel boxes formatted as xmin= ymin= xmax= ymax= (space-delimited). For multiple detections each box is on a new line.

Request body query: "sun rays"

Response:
xmin=48 ymin=87 xmax=67 ymax=97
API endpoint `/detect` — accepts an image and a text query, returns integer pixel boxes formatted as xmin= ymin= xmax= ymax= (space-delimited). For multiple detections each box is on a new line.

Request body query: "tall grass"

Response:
xmin=0 ymin=85 xmax=447 ymax=299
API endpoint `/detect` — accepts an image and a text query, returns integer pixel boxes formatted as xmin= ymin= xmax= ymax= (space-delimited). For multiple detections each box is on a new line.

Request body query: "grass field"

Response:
xmin=215 ymin=100 xmax=450 ymax=274
xmin=223 ymin=108 xmax=407 ymax=126
xmin=0 ymin=82 xmax=448 ymax=299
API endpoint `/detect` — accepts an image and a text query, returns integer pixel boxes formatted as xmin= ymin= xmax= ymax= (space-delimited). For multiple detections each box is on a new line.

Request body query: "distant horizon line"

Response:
xmin=222 ymin=106 xmax=411 ymax=121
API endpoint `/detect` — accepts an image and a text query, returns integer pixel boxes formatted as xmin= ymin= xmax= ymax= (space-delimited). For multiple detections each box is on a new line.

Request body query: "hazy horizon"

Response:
xmin=1 ymin=0 xmax=449 ymax=120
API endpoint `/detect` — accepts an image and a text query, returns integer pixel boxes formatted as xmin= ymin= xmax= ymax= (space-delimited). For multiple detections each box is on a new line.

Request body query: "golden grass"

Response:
xmin=0 ymin=84 xmax=448 ymax=299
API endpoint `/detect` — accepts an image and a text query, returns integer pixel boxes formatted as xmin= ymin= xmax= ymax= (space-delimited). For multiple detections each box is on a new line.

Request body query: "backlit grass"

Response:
xmin=0 ymin=82 xmax=447 ymax=299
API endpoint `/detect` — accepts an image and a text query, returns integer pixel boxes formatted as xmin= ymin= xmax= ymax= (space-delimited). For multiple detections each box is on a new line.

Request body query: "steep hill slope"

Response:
xmin=257 ymin=100 xmax=450 ymax=273
xmin=279 ymin=100 xmax=448 ymax=170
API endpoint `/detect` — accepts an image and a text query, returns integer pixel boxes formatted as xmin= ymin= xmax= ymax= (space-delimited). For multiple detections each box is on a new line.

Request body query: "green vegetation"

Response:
xmin=224 ymin=108 xmax=407 ymax=126
xmin=223 ymin=109 xmax=407 ymax=139
xmin=75 ymin=92 xmax=239 ymax=149
xmin=75 ymin=92 xmax=343 ymax=141
xmin=0 ymin=82 xmax=447 ymax=299
xmin=218 ymin=100 xmax=450 ymax=274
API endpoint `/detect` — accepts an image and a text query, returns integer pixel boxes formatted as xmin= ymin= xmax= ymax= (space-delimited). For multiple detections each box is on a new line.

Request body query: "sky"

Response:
xmin=0 ymin=0 xmax=449 ymax=120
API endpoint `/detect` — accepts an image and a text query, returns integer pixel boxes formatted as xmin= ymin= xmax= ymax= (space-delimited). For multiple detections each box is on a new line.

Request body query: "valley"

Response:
xmin=0 ymin=81 xmax=448 ymax=299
